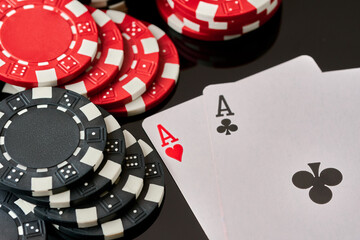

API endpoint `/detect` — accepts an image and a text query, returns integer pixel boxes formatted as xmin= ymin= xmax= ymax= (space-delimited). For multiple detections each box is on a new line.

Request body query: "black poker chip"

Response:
xmin=0 ymin=189 xmax=46 ymax=239
xmin=14 ymin=107 xmax=126 ymax=208
xmin=33 ymin=130 xmax=145 ymax=228
xmin=0 ymin=87 xmax=167 ymax=240
xmin=55 ymin=139 xmax=165 ymax=240
xmin=0 ymin=87 xmax=107 ymax=197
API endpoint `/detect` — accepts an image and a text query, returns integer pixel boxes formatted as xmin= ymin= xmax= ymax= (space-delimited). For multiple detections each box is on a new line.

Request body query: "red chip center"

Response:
xmin=1 ymin=8 xmax=73 ymax=62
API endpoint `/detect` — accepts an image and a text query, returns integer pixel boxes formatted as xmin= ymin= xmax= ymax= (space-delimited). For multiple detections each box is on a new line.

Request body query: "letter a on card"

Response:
xmin=157 ymin=124 xmax=183 ymax=162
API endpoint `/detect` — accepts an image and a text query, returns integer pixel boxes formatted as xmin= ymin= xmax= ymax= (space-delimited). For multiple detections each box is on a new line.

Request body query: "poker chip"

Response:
xmin=90 ymin=11 xmax=160 ymax=107
xmin=157 ymin=0 xmax=282 ymax=41
xmin=0 ymin=3 xmax=170 ymax=238
xmin=63 ymin=6 xmax=124 ymax=97
xmin=157 ymin=0 xmax=237 ymax=41
xmin=0 ymin=190 xmax=47 ymax=239
xmin=167 ymin=7 xmax=281 ymax=68
xmin=108 ymin=23 xmax=180 ymax=117
xmin=171 ymin=0 xmax=273 ymax=22
xmin=0 ymin=8 xmax=182 ymax=117
xmin=14 ymin=107 xmax=125 ymax=208
xmin=34 ymin=130 xmax=145 ymax=228
xmin=0 ymin=0 xmax=98 ymax=88
xmin=0 ymin=87 xmax=107 ymax=197
xmin=171 ymin=0 xmax=281 ymax=35
xmin=54 ymin=139 xmax=165 ymax=240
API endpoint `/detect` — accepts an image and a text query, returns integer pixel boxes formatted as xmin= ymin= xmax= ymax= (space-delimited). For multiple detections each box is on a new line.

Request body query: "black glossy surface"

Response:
xmin=53 ymin=0 xmax=360 ymax=239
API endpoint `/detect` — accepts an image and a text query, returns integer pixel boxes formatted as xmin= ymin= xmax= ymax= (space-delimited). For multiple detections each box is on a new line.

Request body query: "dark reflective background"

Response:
xmin=45 ymin=0 xmax=360 ymax=239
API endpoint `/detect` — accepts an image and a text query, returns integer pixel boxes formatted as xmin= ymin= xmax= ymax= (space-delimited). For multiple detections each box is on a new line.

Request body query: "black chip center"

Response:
xmin=5 ymin=107 xmax=80 ymax=169
xmin=0 ymin=207 xmax=19 ymax=238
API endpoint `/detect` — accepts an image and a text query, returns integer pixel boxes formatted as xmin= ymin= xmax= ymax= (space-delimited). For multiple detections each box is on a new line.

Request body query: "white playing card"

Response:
xmin=143 ymin=96 xmax=226 ymax=240
xmin=202 ymin=59 xmax=360 ymax=239
xmin=143 ymin=56 xmax=321 ymax=240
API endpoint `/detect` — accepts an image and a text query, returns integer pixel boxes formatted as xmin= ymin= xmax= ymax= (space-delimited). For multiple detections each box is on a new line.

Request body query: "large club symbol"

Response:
xmin=292 ymin=162 xmax=342 ymax=204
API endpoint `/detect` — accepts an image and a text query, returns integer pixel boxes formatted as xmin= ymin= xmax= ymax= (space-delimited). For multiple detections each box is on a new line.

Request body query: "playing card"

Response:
xmin=142 ymin=96 xmax=226 ymax=240
xmin=143 ymin=56 xmax=321 ymax=240
xmin=202 ymin=59 xmax=360 ymax=239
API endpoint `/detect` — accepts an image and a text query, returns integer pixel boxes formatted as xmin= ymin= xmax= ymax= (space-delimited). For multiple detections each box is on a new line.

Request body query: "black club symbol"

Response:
xmin=292 ymin=162 xmax=342 ymax=204
xmin=217 ymin=118 xmax=238 ymax=135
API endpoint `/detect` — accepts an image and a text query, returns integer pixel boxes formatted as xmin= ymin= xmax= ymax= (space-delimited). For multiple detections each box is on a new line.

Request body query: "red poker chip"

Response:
xmin=171 ymin=0 xmax=273 ymax=22
xmin=63 ymin=6 xmax=124 ymax=97
xmin=157 ymin=0 xmax=238 ymax=41
xmin=157 ymin=0 xmax=281 ymax=41
xmin=170 ymin=0 xmax=281 ymax=35
xmin=0 ymin=0 xmax=98 ymax=88
xmin=90 ymin=11 xmax=160 ymax=107
xmin=107 ymin=23 xmax=180 ymax=117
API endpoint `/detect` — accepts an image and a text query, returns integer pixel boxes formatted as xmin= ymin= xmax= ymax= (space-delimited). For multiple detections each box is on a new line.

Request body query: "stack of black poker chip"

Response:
xmin=0 ymin=87 xmax=165 ymax=240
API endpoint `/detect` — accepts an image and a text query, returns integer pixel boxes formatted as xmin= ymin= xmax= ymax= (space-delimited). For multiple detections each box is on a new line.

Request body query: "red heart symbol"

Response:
xmin=165 ymin=144 xmax=183 ymax=162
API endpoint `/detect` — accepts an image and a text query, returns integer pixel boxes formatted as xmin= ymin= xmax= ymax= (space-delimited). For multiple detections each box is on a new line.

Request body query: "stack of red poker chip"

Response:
xmin=107 ymin=20 xmax=180 ymax=117
xmin=63 ymin=6 xmax=125 ymax=97
xmin=89 ymin=10 xmax=180 ymax=117
xmin=156 ymin=0 xmax=282 ymax=41
xmin=0 ymin=5 xmax=180 ymax=117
